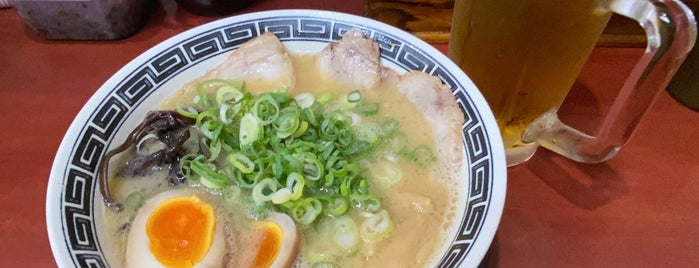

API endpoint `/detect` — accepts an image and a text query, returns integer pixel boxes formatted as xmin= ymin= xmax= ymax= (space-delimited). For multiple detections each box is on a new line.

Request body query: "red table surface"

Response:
xmin=1 ymin=1 xmax=698 ymax=267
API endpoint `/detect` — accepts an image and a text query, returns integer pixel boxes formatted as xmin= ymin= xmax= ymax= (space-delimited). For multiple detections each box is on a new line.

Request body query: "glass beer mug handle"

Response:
xmin=521 ymin=0 xmax=697 ymax=163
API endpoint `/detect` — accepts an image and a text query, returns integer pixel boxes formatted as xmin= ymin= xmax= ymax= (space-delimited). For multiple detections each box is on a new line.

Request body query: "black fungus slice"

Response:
xmin=97 ymin=110 xmax=195 ymax=212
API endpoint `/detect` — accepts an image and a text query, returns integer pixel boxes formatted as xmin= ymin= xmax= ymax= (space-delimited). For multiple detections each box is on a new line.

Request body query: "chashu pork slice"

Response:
xmin=206 ymin=31 xmax=294 ymax=89
xmin=316 ymin=29 xmax=382 ymax=91
xmin=167 ymin=31 xmax=295 ymax=103
xmin=320 ymin=28 xmax=464 ymax=166
xmin=395 ymin=71 xmax=465 ymax=165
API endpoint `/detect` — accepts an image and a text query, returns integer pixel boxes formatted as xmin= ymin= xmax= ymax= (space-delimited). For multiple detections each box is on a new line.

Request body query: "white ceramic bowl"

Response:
xmin=46 ymin=9 xmax=506 ymax=267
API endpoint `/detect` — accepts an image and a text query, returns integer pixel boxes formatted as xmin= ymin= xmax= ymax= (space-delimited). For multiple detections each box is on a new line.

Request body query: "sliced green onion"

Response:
xmin=355 ymin=128 xmax=378 ymax=144
xmin=377 ymin=117 xmax=400 ymax=138
xmin=239 ymin=113 xmax=261 ymax=146
xmin=218 ymin=104 xmax=232 ymax=124
xmin=200 ymin=120 xmax=222 ymax=141
xmin=414 ymin=145 xmax=437 ymax=163
xmin=269 ymin=89 xmax=291 ymax=103
xmin=253 ymin=94 xmax=280 ymax=125
xmin=271 ymin=188 xmax=292 ymax=204
xmin=331 ymin=216 xmax=359 ymax=253
xmin=346 ymin=90 xmax=362 ymax=103
xmin=322 ymin=171 xmax=336 ymax=187
xmin=288 ymin=140 xmax=319 ymax=152
xmin=333 ymin=215 xmax=357 ymax=234
xmin=356 ymin=178 xmax=370 ymax=195
xmin=360 ymin=209 xmax=393 ymax=242
xmin=286 ymin=172 xmax=305 ymax=201
xmin=189 ymin=160 xmax=228 ymax=189
xmin=295 ymin=93 xmax=315 ymax=109
xmin=227 ymin=153 xmax=255 ymax=174
xmin=196 ymin=79 xmax=231 ymax=100
xmin=399 ymin=144 xmax=437 ymax=165
xmin=336 ymin=129 xmax=353 ymax=148
xmin=282 ymin=153 xmax=303 ymax=175
xmin=294 ymin=152 xmax=323 ymax=181
xmin=252 ymin=178 xmax=279 ymax=204
xmin=176 ymin=105 xmax=199 ymax=118
xmin=223 ymin=185 xmax=242 ymax=204
xmin=331 ymin=161 xmax=356 ymax=178
xmin=320 ymin=144 xmax=336 ymax=161
xmin=339 ymin=175 xmax=352 ymax=196
xmin=199 ymin=173 xmax=226 ymax=190
xmin=195 ymin=109 xmax=216 ymax=126
xmin=371 ymin=160 xmax=403 ymax=189
xmin=206 ymin=140 xmax=223 ymax=161
xmin=181 ymin=79 xmax=406 ymax=228
xmin=317 ymin=92 xmax=333 ymax=104
xmin=352 ymin=195 xmax=381 ymax=212
xmin=324 ymin=196 xmax=349 ymax=216
xmin=302 ymin=107 xmax=319 ymax=127
xmin=292 ymin=197 xmax=322 ymax=225
xmin=291 ymin=121 xmax=309 ymax=138
xmin=124 ymin=192 xmax=144 ymax=211
xmin=275 ymin=107 xmax=301 ymax=139
xmin=354 ymin=100 xmax=380 ymax=116
xmin=320 ymin=119 xmax=340 ymax=141
xmin=179 ymin=154 xmax=196 ymax=179
xmin=216 ymin=85 xmax=244 ymax=105
xmin=197 ymin=78 xmax=233 ymax=92
xmin=271 ymin=154 xmax=285 ymax=179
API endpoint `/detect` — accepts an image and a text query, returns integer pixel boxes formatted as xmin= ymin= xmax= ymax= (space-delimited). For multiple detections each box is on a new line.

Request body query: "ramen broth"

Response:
xmin=102 ymin=53 xmax=460 ymax=267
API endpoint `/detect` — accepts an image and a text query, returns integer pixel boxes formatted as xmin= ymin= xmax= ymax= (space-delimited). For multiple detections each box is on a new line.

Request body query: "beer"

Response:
xmin=448 ymin=0 xmax=612 ymax=153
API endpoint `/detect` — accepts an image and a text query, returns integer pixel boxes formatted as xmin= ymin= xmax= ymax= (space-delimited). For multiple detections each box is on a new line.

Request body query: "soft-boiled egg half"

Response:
xmin=251 ymin=212 xmax=300 ymax=268
xmin=126 ymin=189 xmax=226 ymax=268
xmin=125 ymin=189 xmax=300 ymax=268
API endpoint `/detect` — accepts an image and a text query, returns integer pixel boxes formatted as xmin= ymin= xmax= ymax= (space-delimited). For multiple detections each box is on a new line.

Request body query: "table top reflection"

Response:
xmin=1 ymin=1 xmax=698 ymax=267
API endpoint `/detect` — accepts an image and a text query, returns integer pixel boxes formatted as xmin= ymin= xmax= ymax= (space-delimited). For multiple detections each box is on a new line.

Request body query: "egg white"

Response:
xmin=125 ymin=189 xmax=226 ymax=268
xmin=266 ymin=212 xmax=299 ymax=268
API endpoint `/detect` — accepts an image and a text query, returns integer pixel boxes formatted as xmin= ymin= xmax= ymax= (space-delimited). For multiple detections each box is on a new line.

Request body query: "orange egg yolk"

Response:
xmin=253 ymin=222 xmax=283 ymax=268
xmin=146 ymin=196 xmax=215 ymax=268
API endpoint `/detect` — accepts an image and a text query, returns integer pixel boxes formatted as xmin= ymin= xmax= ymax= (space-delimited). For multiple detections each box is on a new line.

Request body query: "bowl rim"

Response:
xmin=46 ymin=9 xmax=506 ymax=268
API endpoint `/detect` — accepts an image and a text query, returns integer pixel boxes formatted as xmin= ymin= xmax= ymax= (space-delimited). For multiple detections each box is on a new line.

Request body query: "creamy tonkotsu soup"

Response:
xmin=100 ymin=31 xmax=462 ymax=268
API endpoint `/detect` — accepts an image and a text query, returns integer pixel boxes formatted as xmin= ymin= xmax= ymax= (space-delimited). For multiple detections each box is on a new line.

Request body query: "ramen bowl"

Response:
xmin=46 ymin=9 xmax=506 ymax=267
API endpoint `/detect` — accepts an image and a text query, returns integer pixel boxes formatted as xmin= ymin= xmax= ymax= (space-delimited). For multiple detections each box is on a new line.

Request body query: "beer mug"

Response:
xmin=668 ymin=4 xmax=699 ymax=112
xmin=448 ymin=0 xmax=697 ymax=166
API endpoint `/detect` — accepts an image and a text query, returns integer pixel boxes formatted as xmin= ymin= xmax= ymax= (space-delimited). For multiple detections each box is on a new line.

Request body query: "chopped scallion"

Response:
xmin=175 ymin=79 xmax=435 ymax=228
xmin=346 ymin=90 xmax=362 ymax=103
xmin=295 ymin=93 xmax=315 ymax=109
xmin=239 ymin=113 xmax=261 ymax=146
xmin=360 ymin=209 xmax=393 ymax=241
xmin=227 ymin=153 xmax=255 ymax=174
